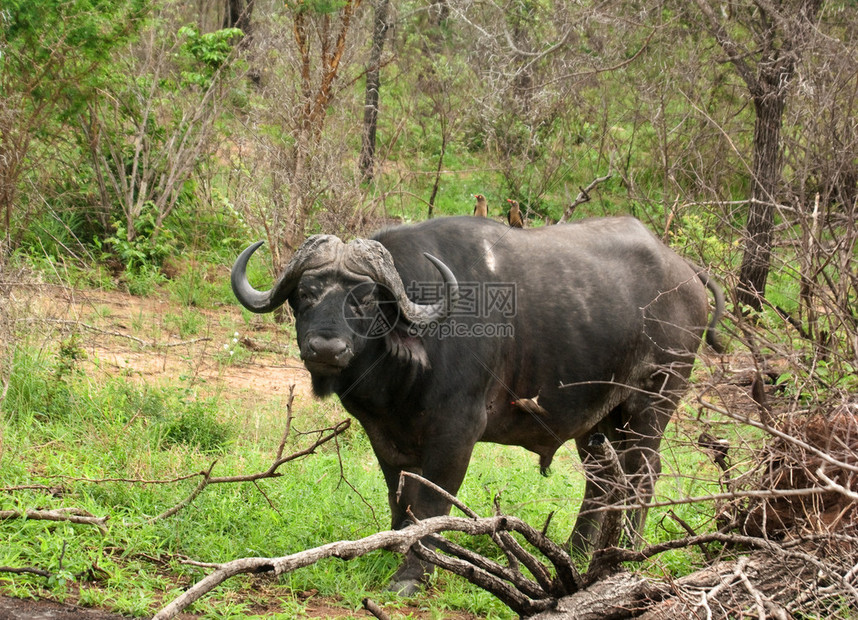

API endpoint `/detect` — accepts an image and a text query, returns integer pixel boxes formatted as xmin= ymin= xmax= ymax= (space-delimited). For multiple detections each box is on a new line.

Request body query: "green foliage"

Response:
xmin=169 ymin=187 xmax=249 ymax=256
xmin=2 ymin=337 xmax=87 ymax=422
xmin=163 ymin=309 xmax=206 ymax=337
xmin=2 ymin=345 xmax=58 ymax=421
xmin=55 ymin=334 xmax=86 ymax=384
xmin=168 ymin=266 xmax=232 ymax=308
xmin=669 ymin=211 xmax=733 ymax=266
xmin=18 ymin=209 xmax=91 ymax=260
xmin=103 ymin=206 xmax=178 ymax=274
xmin=96 ymin=380 xmax=233 ymax=455
xmin=1 ymin=0 xmax=147 ymax=115
xmin=98 ymin=380 xmax=172 ymax=424
xmin=177 ymin=25 xmax=244 ymax=88
xmin=122 ymin=265 xmax=167 ymax=296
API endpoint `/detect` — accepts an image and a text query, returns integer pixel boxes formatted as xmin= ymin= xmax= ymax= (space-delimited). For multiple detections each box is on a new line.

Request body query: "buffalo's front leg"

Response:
xmin=375 ymin=429 xmax=479 ymax=595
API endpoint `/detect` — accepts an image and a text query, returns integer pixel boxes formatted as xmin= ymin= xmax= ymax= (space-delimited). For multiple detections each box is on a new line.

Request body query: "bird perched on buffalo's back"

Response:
xmin=506 ymin=199 xmax=524 ymax=228
xmin=472 ymin=193 xmax=488 ymax=217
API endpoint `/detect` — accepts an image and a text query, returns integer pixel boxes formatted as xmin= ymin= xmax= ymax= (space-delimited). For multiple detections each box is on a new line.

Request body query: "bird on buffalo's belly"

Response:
xmin=506 ymin=199 xmax=524 ymax=228
xmin=472 ymin=193 xmax=488 ymax=217
xmin=512 ymin=394 xmax=548 ymax=417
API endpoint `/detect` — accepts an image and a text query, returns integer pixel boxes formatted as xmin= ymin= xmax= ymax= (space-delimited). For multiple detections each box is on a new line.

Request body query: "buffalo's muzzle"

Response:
xmin=302 ymin=335 xmax=353 ymax=373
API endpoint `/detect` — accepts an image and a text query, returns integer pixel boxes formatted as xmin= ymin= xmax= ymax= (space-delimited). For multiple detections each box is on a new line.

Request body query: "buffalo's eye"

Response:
xmin=349 ymin=294 xmax=375 ymax=315
xmin=298 ymin=290 xmax=318 ymax=305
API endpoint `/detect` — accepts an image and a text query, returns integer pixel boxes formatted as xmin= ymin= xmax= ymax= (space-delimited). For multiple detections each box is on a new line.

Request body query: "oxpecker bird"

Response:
xmin=506 ymin=199 xmax=524 ymax=228
xmin=472 ymin=194 xmax=488 ymax=217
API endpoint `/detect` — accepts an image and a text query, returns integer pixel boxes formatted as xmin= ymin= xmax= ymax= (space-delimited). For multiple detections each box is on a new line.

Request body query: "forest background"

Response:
xmin=1 ymin=0 xmax=857 ymax=618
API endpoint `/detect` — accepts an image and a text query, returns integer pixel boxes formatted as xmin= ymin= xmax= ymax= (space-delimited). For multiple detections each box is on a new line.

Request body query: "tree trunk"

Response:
xmin=223 ymin=0 xmax=253 ymax=36
xmin=359 ymin=0 xmax=391 ymax=183
xmin=689 ymin=0 xmax=822 ymax=313
xmin=427 ymin=129 xmax=447 ymax=219
xmin=736 ymin=91 xmax=786 ymax=311
xmin=531 ymin=552 xmax=818 ymax=620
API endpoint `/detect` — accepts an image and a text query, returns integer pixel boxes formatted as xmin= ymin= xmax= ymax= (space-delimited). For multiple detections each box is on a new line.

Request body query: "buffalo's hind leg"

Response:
xmin=618 ymin=367 xmax=691 ymax=546
xmin=568 ymin=367 xmax=691 ymax=554
xmin=568 ymin=411 xmax=625 ymax=555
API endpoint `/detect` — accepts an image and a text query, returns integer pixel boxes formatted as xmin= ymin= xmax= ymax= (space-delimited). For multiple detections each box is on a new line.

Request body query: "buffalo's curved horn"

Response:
xmin=344 ymin=239 xmax=459 ymax=325
xmin=403 ymin=253 xmax=459 ymax=324
xmin=231 ymin=235 xmax=343 ymax=313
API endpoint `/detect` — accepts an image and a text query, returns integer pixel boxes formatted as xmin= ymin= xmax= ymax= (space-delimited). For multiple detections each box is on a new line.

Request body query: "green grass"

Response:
xmin=0 ymin=276 xmax=756 ymax=619
xmin=0 ymin=349 xmax=722 ymax=620
xmin=0 ymin=324 xmax=523 ymax=618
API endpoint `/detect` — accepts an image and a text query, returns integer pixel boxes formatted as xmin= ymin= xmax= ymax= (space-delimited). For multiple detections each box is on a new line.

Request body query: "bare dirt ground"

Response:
xmin=3 ymin=284 xmax=484 ymax=619
xmin=29 ymin=284 xmax=316 ymax=405
xmin=0 ymin=595 xmax=133 ymax=620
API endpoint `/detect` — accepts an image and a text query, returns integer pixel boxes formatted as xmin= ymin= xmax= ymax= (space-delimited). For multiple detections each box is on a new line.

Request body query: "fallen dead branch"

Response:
xmin=151 ymin=465 xmax=858 ymax=619
xmin=400 ymin=471 xmax=583 ymax=601
xmin=0 ymin=484 xmax=66 ymax=495
xmin=0 ymin=508 xmax=108 ymax=534
xmin=0 ymin=565 xmax=53 ymax=578
xmin=151 ymin=512 xmax=573 ymax=620
xmin=531 ymin=547 xmax=854 ymax=620
xmin=582 ymin=432 xmax=629 ymax=557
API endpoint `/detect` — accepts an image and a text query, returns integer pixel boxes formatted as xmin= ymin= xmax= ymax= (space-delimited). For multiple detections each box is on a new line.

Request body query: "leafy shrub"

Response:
xmin=104 ymin=206 xmax=178 ymax=274
xmin=177 ymin=25 xmax=244 ymax=89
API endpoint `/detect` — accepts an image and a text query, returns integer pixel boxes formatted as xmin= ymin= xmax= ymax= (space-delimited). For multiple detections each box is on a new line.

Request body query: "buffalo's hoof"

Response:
xmin=386 ymin=578 xmax=422 ymax=597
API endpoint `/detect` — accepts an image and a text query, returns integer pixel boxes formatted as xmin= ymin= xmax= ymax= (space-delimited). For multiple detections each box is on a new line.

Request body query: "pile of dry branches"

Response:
xmin=731 ymin=404 xmax=858 ymax=539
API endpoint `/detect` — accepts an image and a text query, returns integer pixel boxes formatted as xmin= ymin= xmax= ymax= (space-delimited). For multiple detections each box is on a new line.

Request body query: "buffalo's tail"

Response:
xmin=696 ymin=270 xmax=725 ymax=353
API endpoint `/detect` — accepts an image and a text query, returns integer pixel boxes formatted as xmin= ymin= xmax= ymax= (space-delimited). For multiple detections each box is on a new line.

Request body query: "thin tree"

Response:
xmin=690 ymin=0 xmax=823 ymax=311
xmin=359 ymin=0 xmax=392 ymax=183
xmin=277 ymin=0 xmax=363 ymax=271
xmin=223 ymin=0 xmax=254 ymax=35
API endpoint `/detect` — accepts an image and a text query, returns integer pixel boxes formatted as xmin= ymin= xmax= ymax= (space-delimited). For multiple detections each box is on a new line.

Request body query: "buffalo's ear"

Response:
xmin=385 ymin=327 xmax=430 ymax=371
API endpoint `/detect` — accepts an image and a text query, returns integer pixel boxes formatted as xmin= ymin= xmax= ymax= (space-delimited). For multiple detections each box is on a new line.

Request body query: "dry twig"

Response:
xmin=146 ymin=417 xmax=349 ymax=523
xmin=558 ymin=174 xmax=612 ymax=223
xmin=0 ymin=508 xmax=108 ymax=534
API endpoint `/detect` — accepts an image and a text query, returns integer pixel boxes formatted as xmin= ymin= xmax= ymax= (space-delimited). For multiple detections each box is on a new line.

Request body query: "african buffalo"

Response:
xmin=231 ymin=216 xmax=724 ymax=593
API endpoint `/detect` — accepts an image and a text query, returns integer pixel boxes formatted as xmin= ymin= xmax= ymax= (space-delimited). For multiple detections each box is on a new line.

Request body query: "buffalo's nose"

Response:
xmin=303 ymin=336 xmax=352 ymax=367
